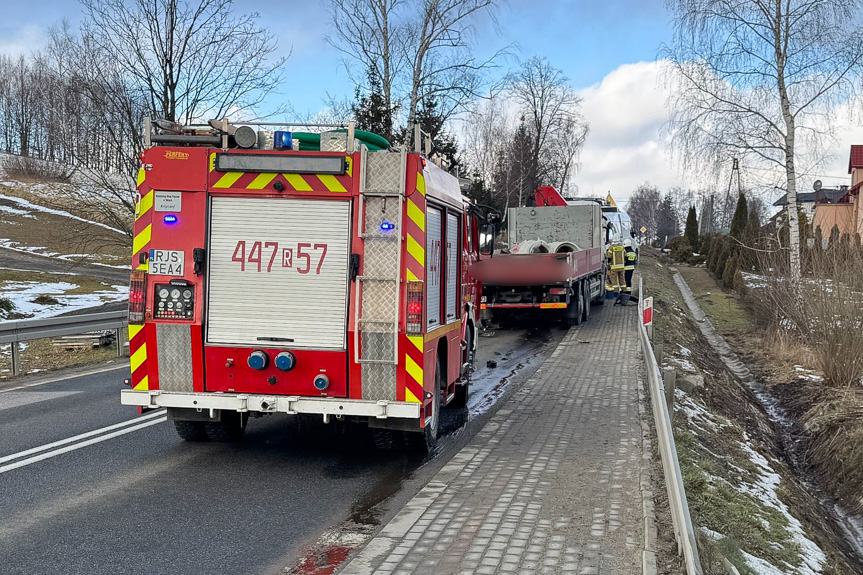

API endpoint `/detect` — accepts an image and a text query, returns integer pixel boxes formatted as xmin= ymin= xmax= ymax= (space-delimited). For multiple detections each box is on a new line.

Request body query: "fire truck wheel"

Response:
xmin=450 ymin=330 xmax=472 ymax=409
xmin=173 ymin=421 xmax=209 ymax=442
xmin=409 ymin=355 xmax=442 ymax=453
xmin=204 ymin=411 xmax=248 ymax=442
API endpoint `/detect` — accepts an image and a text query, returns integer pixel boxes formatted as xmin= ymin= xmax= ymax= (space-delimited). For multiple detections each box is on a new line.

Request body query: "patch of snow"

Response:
xmin=675 ymin=388 xmax=724 ymax=433
xmin=0 ymin=204 xmax=35 ymax=218
xmin=0 ymin=192 xmax=126 ymax=236
xmin=0 ymin=239 xmax=61 ymax=257
xmin=678 ymin=344 xmax=692 ymax=357
xmin=666 ymin=355 xmax=698 ymax=373
xmin=700 ymin=526 xmax=724 ymax=541
xmin=741 ymin=550 xmax=788 ymax=575
xmin=0 ymin=280 xmax=128 ymax=321
xmin=736 ymin=437 xmax=827 ymax=575
xmin=794 ymin=365 xmax=824 ymax=382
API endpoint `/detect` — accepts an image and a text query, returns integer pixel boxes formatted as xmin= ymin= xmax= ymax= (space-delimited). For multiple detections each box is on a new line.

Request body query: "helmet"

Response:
xmin=623 ymin=239 xmax=633 ymax=248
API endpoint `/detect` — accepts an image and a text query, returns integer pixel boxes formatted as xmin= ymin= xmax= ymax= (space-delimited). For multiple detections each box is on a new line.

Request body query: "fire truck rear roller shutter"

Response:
xmin=206 ymin=197 xmax=351 ymax=350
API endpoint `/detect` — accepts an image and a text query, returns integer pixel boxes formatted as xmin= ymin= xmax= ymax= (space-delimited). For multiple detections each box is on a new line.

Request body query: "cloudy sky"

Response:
xmin=2 ymin=0 xmax=861 ymax=205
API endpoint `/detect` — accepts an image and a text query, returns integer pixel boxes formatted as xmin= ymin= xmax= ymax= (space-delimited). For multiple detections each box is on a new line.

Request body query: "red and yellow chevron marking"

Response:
xmin=207 ymin=153 xmax=353 ymax=194
xmin=128 ymin=323 xmax=149 ymax=391
xmin=133 ymin=166 xmax=153 ymax=271
xmin=401 ymin=159 xmax=427 ymax=404
xmin=129 ymin=165 xmax=153 ymax=391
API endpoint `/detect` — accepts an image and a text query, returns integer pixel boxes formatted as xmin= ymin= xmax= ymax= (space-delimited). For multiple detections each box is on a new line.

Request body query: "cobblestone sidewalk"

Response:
xmin=339 ymin=305 xmax=649 ymax=575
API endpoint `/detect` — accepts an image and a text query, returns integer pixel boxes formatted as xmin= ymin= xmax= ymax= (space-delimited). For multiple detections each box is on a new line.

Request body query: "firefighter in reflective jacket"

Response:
xmin=605 ymin=241 xmax=626 ymax=298
xmin=618 ymin=239 xmax=638 ymax=306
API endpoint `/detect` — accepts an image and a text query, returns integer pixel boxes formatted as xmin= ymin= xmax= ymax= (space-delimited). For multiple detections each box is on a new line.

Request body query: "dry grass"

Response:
xmin=751 ymin=246 xmax=863 ymax=389
xmin=0 ymin=187 xmax=129 ymax=264
xmin=677 ymin=265 xmax=751 ymax=336
xmin=0 ymin=333 xmax=129 ymax=380
xmin=2 ymin=154 xmax=74 ymax=183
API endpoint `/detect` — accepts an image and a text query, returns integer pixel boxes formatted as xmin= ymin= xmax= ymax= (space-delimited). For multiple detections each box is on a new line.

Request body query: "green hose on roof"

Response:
xmin=292 ymin=130 xmax=390 ymax=151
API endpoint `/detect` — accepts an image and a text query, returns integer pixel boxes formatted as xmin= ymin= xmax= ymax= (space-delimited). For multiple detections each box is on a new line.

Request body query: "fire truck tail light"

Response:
xmin=407 ymin=281 xmax=423 ymax=335
xmin=549 ymin=287 xmax=566 ymax=295
xmin=129 ymin=270 xmax=147 ymax=325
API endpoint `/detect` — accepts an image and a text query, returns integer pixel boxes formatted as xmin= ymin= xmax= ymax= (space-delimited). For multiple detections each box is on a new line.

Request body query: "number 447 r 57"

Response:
xmin=231 ymin=241 xmax=328 ymax=274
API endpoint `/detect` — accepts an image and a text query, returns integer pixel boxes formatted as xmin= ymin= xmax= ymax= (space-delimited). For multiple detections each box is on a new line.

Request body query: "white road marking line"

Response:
xmin=0 ymin=364 xmax=129 ymax=394
xmin=0 ymin=409 xmax=166 ymax=466
xmin=0 ymin=416 xmax=166 ymax=474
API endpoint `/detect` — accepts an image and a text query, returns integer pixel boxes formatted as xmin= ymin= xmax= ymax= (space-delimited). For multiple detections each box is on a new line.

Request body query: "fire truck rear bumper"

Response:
xmin=120 ymin=390 xmax=421 ymax=419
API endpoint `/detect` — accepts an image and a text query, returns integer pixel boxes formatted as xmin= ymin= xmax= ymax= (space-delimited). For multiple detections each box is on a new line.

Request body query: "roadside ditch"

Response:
xmin=639 ymin=250 xmax=863 ymax=575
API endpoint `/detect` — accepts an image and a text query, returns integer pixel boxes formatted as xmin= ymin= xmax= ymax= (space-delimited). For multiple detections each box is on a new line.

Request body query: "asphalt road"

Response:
xmin=0 ymin=246 xmax=130 ymax=285
xmin=0 ymin=324 xmax=565 ymax=575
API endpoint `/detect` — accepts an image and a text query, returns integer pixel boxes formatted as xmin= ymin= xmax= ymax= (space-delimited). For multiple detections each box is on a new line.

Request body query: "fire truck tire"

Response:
xmin=371 ymin=429 xmax=403 ymax=451
xmin=450 ymin=330 xmax=472 ymax=409
xmin=173 ymin=421 xmax=209 ymax=442
xmin=408 ymin=355 xmax=442 ymax=453
xmin=204 ymin=411 xmax=248 ymax=442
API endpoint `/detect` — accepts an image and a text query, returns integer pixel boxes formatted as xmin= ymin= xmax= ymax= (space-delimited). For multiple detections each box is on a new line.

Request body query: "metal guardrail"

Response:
xmin=0 ymin=311 xmax=128 ymax=376
xmin=638 ymin=275 xmax=703 ymax=575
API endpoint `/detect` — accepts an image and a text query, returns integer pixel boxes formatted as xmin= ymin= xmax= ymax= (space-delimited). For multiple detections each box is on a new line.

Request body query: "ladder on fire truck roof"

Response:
xmin=355 ymin=147 xmax=408 ymax=401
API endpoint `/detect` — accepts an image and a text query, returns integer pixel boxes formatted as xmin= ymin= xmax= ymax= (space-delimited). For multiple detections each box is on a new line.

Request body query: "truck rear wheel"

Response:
xmin=204 ymin=411 xmax=248 ymax=442
xmin=174 ymin=421 xmax=208 ymax=442
xmin=582 ymin=281 xmax=591 ymax=322
xmin=565 ymin=283 xmax=584 ymax=328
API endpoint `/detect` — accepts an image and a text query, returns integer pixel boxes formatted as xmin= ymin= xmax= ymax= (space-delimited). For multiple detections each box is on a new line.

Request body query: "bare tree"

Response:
xmin=403 ymin=0 xmax=504 ymax=131
xmin=509 ymin=57 xmax=587 ymax=193
xmin=327 ymin=0 xmax=405 ymax=133
xmin=664 ymin=0 xmax=863 ymax=279
xmin=545 ymin=113 xmax=589 ymax=195
xmin=327 ymin=0 xmax=503 ymax=140
xmin=462 ymin=93 xmax=513 ymax=189
xmin=626 ymin=183 xmax=663 ymax=242
xmin=80 ymin=0 xmax=288 ymax=124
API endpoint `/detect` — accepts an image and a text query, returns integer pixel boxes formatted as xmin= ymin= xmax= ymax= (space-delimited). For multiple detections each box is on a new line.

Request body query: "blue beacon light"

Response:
xmin=163 ymin=214 xmax=178 ymax=224
xmin=380 ymin=221 xmax=396 ymax=232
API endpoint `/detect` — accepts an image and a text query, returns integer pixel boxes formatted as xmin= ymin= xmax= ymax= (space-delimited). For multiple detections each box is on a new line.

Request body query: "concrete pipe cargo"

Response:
xmin=547 ymin=241 xmax=580 ymax=253
xmin=511 ymin=240 xmax=550 ymax=254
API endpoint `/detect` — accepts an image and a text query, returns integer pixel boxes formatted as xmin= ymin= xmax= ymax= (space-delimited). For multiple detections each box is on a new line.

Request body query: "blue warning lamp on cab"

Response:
xmin=273 ymin=131 xmax=293 ymax=150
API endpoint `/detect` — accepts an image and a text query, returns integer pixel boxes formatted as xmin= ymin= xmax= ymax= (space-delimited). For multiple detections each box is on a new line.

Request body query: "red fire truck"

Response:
xmin=121 ymin=120 xmax=483 ymax=451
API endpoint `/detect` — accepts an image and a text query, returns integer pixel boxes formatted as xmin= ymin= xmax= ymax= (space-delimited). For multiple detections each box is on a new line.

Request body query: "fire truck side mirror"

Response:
xmin=480 ymin=224 xmax=496 ymax=257
xmin=193 ymin=248 xmax=206 ymax=276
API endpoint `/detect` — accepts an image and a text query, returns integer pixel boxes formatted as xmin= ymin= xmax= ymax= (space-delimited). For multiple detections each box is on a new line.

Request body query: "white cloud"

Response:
xmin=574 ymin=60 xmax=685 ymax=204
xmin=0 ymin=24 xmax=44 ymax=57
xmin=573 ymin=60 xmax=863 ymax=207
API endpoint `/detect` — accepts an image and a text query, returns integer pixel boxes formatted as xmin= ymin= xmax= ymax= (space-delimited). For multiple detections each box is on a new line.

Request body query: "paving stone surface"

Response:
xmin=339 ymin=305 xmax=646 ymax=575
